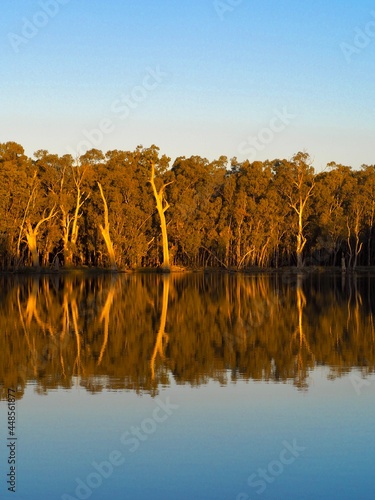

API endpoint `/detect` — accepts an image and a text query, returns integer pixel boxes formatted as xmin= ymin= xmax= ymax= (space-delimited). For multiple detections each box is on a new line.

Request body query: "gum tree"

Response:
xmin=149 ymin=160 xmax=173 ymax=270
xmin=273 ymin=152 xmax=315 ymax=268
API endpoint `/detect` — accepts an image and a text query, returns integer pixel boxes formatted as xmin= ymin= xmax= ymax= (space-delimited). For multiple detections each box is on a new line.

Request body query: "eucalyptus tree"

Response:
xmin=360 ymin=165 xmax=375 ymax=265
xmin=149 ymin=160 xmax=173 ymax=270
xmin=136 ymin=145 xmax=171 ymax=268
xmin=96 ymin=181 xmax=117 ymax=269
xmin=273 ymin=152 xmax=315 ymax=268
xmin=345 ymin=170 xmax=366 ymax=269
xmin=103 ymin=149 xmax=154 ymax=269
xmin=169 ymin=155 xmax=226 ymax=267
xmin=312 ymin=163 xmax=351 ymax=265
xmin=0 ymin=142 xmax=31 ymax=268
xmin=229 ymin=159 xmax=274 ymax=268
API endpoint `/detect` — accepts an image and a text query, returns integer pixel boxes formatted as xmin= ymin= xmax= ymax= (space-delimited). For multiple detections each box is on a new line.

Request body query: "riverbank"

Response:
xmin=2 ymin=264 xmax=375 ymax=276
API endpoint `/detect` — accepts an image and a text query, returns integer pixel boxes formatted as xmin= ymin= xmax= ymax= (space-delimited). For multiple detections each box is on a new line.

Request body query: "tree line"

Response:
xmin=1 ymin=141 xmax=374 ymax=270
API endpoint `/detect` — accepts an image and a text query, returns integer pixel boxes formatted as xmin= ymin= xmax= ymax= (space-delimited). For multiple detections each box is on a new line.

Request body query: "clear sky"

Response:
xmin=1 ymin=0 xmax=375 ymax=170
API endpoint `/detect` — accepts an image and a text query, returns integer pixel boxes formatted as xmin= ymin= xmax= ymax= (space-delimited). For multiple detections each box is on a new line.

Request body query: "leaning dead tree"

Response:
xmin=17 ymin=171 xmax=38 ymax=261
xmin=24 ymin=206 xmax=57 ymax=267
xmin=97 ymin=182 xmax=117 ymax=269
xmin=149 ymin=161 xmax=173 ymax=271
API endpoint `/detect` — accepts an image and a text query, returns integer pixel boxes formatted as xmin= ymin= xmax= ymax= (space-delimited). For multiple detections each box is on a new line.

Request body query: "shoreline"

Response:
xmin=2 ymin=265 xmax=375 ymax=277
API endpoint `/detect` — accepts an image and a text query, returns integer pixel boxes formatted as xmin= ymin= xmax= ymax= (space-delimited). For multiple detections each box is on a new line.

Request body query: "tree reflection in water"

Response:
xmin=1 ymin=271 xmax=375 ymax=399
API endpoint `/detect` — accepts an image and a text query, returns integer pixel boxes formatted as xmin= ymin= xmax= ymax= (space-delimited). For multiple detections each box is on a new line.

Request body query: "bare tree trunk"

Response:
xmin=149 ymin=162 xmax=173 ymax=271
xmin=352 ymin=212 xmax=363 ymax=270
xmin=346 ymin=218 xmax=353 ymax=269
xmin=25 ymin=224 xmax=39 ymax=268
xmin=236 ymin=219 xmax=243 ymax=268
xmin=61 ymin=206 xmax=73 ymax=266
xmin=353 ymin=234 xmax=362 ymax=270
xmin=296 ymin=198 xmax=307 ymax=268
xmin=225 ymin=220 xmax=232 ymax=268
xmin=97 ymin=182 xmax=117 ymax=269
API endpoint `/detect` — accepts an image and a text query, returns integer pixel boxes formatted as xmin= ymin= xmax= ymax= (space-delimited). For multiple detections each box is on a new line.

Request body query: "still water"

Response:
xmin=1 ymin=272 xmax=375 ymax=500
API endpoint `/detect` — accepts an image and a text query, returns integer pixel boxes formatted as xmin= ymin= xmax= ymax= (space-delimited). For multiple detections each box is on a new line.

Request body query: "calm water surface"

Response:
xmin=1 ymin=272 xmax=375 ymax=499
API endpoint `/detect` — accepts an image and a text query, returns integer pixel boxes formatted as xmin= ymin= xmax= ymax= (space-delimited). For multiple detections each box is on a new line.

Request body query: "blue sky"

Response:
xmin=1 ymin=0 xmax=375 ymax=170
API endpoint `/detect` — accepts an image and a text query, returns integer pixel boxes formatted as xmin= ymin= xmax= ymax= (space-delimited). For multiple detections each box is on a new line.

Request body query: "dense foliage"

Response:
xmin=1 ymin=141 xmax=374 ymax=270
